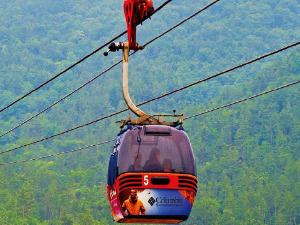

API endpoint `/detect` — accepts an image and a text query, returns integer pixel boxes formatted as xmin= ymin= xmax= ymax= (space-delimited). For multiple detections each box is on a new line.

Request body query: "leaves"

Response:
xmin=0 ymin=0 xmax=299 ymax=224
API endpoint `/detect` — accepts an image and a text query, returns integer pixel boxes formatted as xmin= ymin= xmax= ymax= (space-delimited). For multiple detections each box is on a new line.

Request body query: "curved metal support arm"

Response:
xmin=122 ymin=42 xmax=146 ymax=117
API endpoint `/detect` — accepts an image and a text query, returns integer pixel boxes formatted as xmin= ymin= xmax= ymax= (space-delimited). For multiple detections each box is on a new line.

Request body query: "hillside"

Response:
xmin=0 ymin=0 xmax=299 ymax=224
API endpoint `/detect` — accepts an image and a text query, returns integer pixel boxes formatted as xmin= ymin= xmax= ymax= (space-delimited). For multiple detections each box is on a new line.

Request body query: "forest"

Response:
xmin=0 ymin=0 xmax=299 ymax=224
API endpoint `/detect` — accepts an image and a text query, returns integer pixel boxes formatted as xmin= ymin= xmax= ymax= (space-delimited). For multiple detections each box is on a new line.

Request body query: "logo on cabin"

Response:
xmin=148 ymin=196 xmax=183 ymax=207
xmin=148 ymin=197 xmax=156 ymax=206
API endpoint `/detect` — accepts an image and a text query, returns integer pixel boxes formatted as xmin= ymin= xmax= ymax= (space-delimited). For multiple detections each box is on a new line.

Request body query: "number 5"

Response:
xmin=144 ymin=175 xmax=149 ymax=186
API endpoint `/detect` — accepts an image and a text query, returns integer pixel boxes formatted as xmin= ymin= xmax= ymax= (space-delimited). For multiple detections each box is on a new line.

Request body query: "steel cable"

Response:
xmin=0 ymin=139 xmax=115 ymax=166
xmin=0 ymin=0 xmax=173 ymax=113
xmin=1 ymin=41 xmax=298 ymax=155
xmin=1 ymin=80 xmax=299 ymax=166
xmin=184 ymin=80 xmax=300 ymax=120
xmin=0 ymin=0 xmax=175 ymax=138
xmin=0 ymin=0 xmax=218 ymax=138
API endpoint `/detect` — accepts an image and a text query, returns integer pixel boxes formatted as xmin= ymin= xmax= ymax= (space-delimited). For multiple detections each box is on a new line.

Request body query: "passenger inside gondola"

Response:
xmin=128 ymin=152 xmax=143 ymax=172
xmin=143 ymin=148 xmax=163 ymax=172
xmin=163 ymin=158 xmax=174 ymax=172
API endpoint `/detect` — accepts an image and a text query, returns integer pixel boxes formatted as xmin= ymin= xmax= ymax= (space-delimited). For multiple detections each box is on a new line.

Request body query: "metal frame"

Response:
xmin=118 ymin=42 xmax=184 ymax=129
xmin=122 ymin=42 xmax=146 ymax=117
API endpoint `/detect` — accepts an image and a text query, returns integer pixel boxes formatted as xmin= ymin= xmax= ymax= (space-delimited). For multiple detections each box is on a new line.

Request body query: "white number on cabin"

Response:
xmin=144 ymin=175 xmax=149 ymax=186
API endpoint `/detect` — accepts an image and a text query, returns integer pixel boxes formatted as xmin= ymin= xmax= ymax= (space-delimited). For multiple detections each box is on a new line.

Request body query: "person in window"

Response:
xmin=143 ymin=148 xmax=163 ymax=172
xmin=128 ymin=152 xmax=143 ymax=172
xmin=122 ymin=189 xmax=146 ymax=216
xmin=163 ymin=158 xmax=174 ymax=172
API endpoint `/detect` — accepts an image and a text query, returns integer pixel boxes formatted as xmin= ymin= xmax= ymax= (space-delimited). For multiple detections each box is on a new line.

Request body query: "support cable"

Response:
xmin=0 ymin=139 xmax=115 ymax=166
xmin=0 ymin=0 xmax=173 ymax=113
xmin=1 ymin=80 xmax=299 ymax=166
xmin=0 ymin=37 xmax=123 ymax=113
xmin=0 ymin=0 xmax=217 ymax=138
xmin=142 ymin=0 xmax=220 ymax=48
xmin=184 ymin=80 xmax=300 ymax=120
xmin=0 ymin=41 xmax=298 ymax=155
xmin=0 ymin=60 xmax=122 ymax=138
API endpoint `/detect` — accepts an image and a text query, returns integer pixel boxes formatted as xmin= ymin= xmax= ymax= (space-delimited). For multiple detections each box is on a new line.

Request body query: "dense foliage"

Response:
xmin=0 ymin=0 xmax=299 ymax=224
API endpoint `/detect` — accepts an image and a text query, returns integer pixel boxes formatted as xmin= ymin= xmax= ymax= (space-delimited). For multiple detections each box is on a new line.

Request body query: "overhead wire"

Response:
xmin=0 ymin=60 xmax=122 ymax=138
xmin=1 ymin=80 xmax=299 ymax=166
xmin=0 ymin=36 xmax=123 ymax=113
xmin=0 ymin=139 xmax=115 ymax=166
xmin=0 ymin=0 xmax=174 ymax=138
xmin=0 ymin=0 xmax=219 ymax=139
xmin=0 ymin=41 xmax=298 ymax=155
xmin=142 ymin=0 xmax=220 ymax=48
xmin=0 ymin=0 xmax=173 ymax=114
xmin=184 ymin=80 xmax=300 ymax=120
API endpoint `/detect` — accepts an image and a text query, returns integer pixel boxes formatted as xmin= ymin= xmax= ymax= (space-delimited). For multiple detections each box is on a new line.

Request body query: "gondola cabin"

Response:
xmin=107 ymin=125 xmax=197 ymax=223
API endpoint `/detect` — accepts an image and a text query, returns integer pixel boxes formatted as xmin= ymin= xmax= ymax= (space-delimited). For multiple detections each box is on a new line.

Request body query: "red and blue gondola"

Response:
xmin=107 ymin=125 xmax=197 ymax=223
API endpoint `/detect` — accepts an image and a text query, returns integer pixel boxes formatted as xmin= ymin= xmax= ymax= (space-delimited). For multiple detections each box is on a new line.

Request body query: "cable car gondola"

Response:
xmin=107 ymin=125 xmax=197 ymax=223
xmin=105 ymin=0 xmax=197 ymax=223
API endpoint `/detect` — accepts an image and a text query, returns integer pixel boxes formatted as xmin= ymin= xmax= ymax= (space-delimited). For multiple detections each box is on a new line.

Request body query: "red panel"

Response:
xmin=116 ymin=173 xmax=197 ymax=193
xmin=123 ymin=0 xmax=154 ymax=50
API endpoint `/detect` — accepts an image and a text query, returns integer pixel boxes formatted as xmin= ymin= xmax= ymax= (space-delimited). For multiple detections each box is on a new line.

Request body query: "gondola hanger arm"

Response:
xmin=104 ymin=0 xmax=183 ymax=128
xmin=104 ymin=0 xmax=155 ymax=117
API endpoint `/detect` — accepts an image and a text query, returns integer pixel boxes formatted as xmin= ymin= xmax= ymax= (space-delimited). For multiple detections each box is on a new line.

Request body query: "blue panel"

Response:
xmin=112 ymin=153 xmax=116 ymax=184
xmin=113 ymin=152 xmax=119 ymax=183
xmin=107 ymin=140 xmax=117 ymax=187
xmin=140 ymin=189 xmax=192 ymax=216
xmin=107 ymin=156 xmax=112 ymax=186
xmin=119 ymin=189 xmax=193 ymax=217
